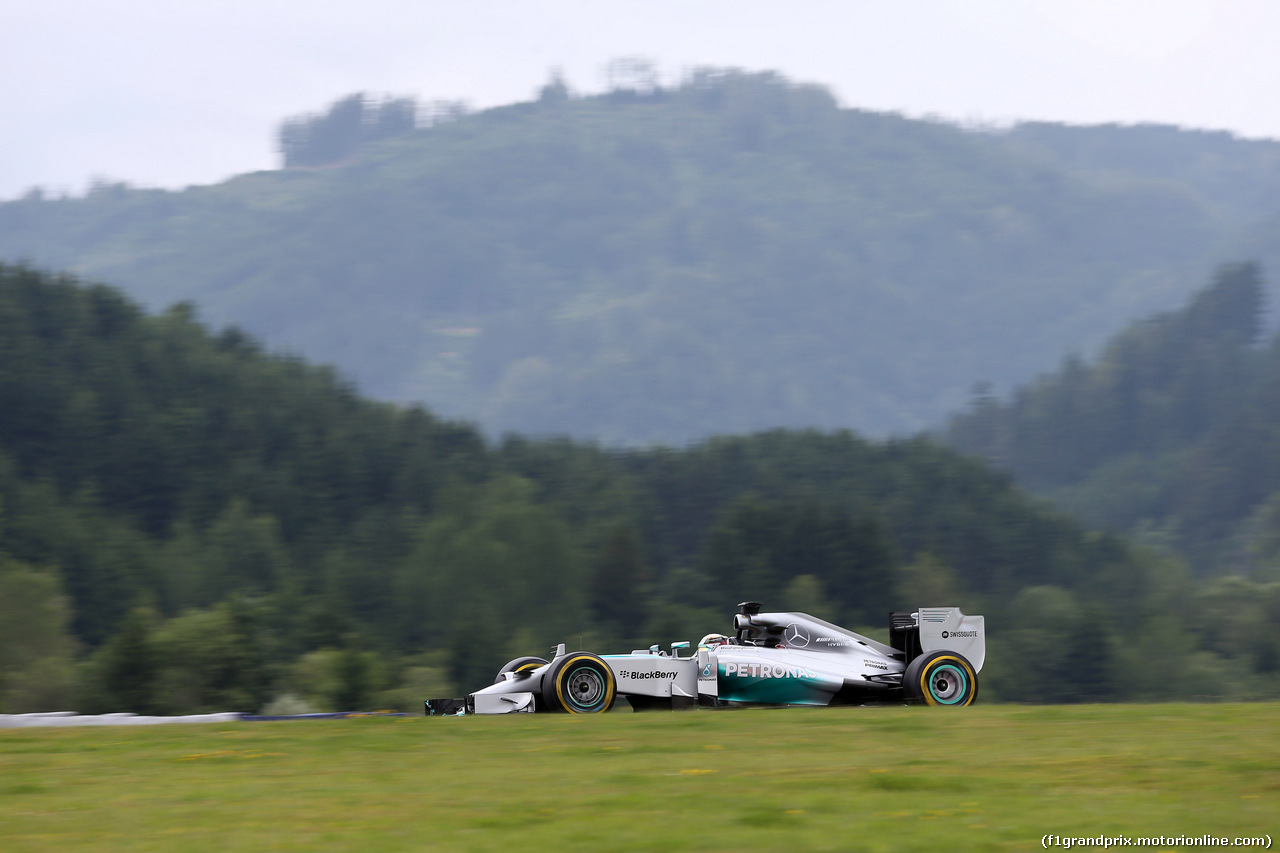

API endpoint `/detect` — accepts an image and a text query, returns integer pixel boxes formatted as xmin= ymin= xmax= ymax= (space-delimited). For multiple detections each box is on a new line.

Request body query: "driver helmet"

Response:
xmin=699 ymin=633 xmax=730 ymax=649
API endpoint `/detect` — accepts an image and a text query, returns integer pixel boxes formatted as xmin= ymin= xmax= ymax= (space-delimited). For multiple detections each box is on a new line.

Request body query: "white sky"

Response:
xmin=3 ymin=0 xmax=1277 ymax=201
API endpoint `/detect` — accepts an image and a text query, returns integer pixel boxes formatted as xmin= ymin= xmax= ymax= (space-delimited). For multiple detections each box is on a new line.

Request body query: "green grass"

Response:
xmin=2 ymin=704 xmax=1276 ymax=852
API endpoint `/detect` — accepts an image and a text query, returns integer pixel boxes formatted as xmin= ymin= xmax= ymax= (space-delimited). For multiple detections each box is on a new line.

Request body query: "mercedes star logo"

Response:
xmin=784 ymin=624 xmax=810 ymax=648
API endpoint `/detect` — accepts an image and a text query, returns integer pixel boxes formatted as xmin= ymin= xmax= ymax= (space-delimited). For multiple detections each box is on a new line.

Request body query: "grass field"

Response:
xmin=2 ymin=703 xmax=1276 ymax=852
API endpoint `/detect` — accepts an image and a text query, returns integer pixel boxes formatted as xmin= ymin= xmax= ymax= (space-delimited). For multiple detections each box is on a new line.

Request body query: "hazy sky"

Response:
xmin=4 ymin=0 xmax=1277 ymax=200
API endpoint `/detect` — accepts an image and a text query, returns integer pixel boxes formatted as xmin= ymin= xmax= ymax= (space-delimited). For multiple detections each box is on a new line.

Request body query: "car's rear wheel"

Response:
xmin=541 ymin=653 xmax=616 ymax=714
xmin=495 ymin=656 xmax=549 ymax=683
xmin=904 ymin=650 xmax=978 ymax=706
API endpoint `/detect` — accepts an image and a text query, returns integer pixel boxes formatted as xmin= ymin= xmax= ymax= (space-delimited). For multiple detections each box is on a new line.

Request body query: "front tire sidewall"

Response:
xmin=542 ymin=653 xmax=616 ymax=714
xmin=904 ymin=650 xmax=978 ymax=706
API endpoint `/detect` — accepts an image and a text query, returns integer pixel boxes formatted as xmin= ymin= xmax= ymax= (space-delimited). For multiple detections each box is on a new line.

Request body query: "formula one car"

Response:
xmin=426 ymin=602 xmax=985 ymax=715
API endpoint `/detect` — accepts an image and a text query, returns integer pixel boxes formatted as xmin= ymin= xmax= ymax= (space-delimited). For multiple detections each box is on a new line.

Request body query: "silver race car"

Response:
xmin=426 ymin=602 xmax=985 ymax=714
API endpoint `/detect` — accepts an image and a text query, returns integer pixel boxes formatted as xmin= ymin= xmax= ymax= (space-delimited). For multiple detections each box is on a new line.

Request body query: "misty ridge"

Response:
xmin=3 ymin=65 xmax=1280 ymax=446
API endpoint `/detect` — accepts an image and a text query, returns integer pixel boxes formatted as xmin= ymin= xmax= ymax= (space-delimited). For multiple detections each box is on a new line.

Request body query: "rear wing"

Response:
xmin=889 ymin=607 xmax=985 ymax=672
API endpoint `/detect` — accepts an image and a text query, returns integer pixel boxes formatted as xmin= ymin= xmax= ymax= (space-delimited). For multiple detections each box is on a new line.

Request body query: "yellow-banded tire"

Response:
xmin=541 ymin=653 xmax=616 ymax=714
xmin=903 ymin=651 xmax=978 ymax=706
xmin=494 ymin=656 xmax=549 ymax=684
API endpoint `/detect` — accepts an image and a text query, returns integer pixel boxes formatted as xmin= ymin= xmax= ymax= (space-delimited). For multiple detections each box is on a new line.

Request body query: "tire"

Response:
xmin=494 ymin=656 xmax=549 ymax=684
xmin=541 ymin=652 xmax=617 ymax=714
xmin=903 ymin=650 xmax=979 ymax=706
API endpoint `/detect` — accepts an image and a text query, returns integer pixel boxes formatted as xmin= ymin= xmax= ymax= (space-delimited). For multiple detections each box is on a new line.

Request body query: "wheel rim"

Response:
xmin=566 ymin=666 xmax=605 ymax=709
xmin=926 ymin=662 xmax=968 ymax=705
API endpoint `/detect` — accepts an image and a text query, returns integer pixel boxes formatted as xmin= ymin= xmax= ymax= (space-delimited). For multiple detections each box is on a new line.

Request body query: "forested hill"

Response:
xmin=945 ymin=262 xmax=1280 ymax=573
xmin=4 ymin=70 xmax=1280 ymax=443
xmin=5 ymin=263 xmax=1275 ymax=711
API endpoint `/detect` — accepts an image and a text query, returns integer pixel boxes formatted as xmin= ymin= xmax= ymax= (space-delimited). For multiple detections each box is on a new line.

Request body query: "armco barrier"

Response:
xmin=0 ymin=711 xmax=409 ymax=728
xmin=0 ymin=712 xmax=242 ymax=728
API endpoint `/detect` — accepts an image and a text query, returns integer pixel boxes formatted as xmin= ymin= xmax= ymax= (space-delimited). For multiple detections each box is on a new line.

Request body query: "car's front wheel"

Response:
xmin=903 ymin=650 xmax=979 ymax=706
xmin=541 ymin=653 xmax=616 ymax=714
xmin=494 ymin=656 xmax=549 ymax=683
